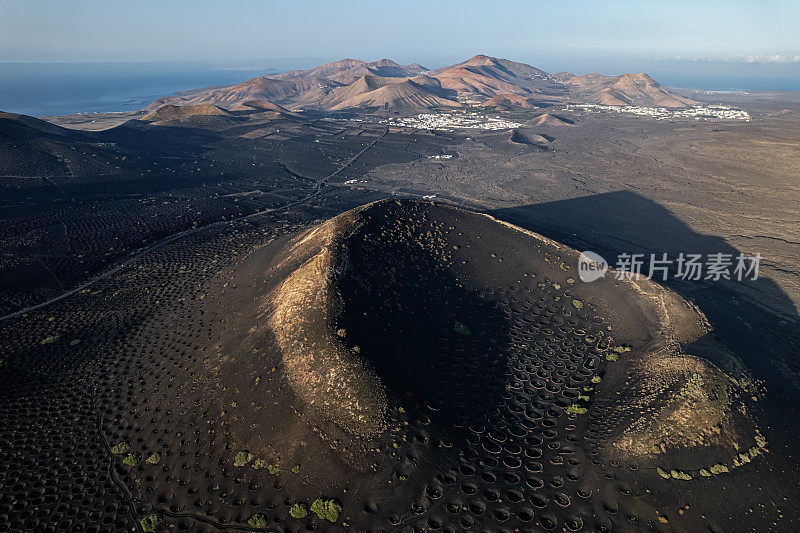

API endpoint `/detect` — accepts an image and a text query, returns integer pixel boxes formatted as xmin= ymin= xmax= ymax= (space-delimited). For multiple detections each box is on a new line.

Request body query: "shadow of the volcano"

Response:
xmin=490 ymin=191 xmax=800 ymax=453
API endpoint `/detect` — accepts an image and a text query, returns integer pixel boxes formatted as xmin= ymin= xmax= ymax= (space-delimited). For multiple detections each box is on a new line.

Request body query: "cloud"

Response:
xmin=660 ymin=54 xmax=800 ymax=64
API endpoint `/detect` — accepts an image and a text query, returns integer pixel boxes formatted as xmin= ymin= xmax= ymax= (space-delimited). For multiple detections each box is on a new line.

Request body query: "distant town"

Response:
xmin=566 ymin=103 xmax=751 ymax=121
xmin=385 ymin=112 xmax=523 ymax=131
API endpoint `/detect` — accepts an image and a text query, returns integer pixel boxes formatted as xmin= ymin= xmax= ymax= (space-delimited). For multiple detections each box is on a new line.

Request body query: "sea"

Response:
xmin=1 ymin=60 xmax=798 ymax=117
xmin=0 ymin=62 xmax=274 ymax=117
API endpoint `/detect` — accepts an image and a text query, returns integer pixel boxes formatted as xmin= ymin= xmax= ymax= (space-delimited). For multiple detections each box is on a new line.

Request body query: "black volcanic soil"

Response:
xmin=2 ymin=199 xmax=790 ymax=532
xmin=1 ymin=94 xmax=799 ymax=533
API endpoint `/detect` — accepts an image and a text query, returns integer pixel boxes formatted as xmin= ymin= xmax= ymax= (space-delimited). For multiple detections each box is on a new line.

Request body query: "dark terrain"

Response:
xmin=0 ymin=79 xmax=799 ymax=533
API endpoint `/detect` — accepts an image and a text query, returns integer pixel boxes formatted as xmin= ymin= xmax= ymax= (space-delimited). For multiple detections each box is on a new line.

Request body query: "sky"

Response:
xmin=1 ymin=0 xmax=798 ymax=68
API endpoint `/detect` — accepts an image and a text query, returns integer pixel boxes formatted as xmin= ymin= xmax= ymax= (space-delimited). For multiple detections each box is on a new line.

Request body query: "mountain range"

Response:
xmin=145 ymin=55 xmax=696 ymax=113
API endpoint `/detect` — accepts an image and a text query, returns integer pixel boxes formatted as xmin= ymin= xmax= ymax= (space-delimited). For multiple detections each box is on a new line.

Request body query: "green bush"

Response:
xmin=140 ymin=512 xmax=162 ymax=532
xmin=41 ymin=335 xmax=60 ymax=345
xmin=289 ymin=503 xmax=308 ymax=518
xmin=234 ymin=451 xmax=252 ymax=466
xmin=122 ymin=453 xmax=140 ymax=466
xmin=566 ymin=405 xmax=588 ymax=415
xmin=311 ymin=498 xmax=342 ymax=523
xmin=111 ymin=442 xmax=131 ymax=454
xmin=247 ymin=514 xmax=268 ymax=527
xmin=146 ymin=452 xmax=161 ymax=464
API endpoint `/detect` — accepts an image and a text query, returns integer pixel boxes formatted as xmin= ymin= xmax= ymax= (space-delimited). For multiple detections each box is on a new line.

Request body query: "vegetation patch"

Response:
xmin=122 ymin=453 xmax=141 ymax=466
xmin=146 ymin=452 xmax=161 ymax=464
xmin=140 ymin=512 xmax=162 ymax=532
xmin=290 ymin=502 xmax=309 ymax=518
xmin=311 ymin=498 xmax=342 ymax=523
xmin=111 ymin=442 xmax=131 ymax=454
xmin=247 ymin=514 xmax=268 ymax=527
xmin=566 ymin=404 xmax=588 ymax=415
xmin=234 ymin=450 xmax=253 ymax=466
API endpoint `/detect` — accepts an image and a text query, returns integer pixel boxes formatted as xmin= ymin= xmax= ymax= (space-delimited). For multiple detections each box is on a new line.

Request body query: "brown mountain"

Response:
xmin=430 ymin=55 xmax=568 ymax=100
xmin=562 ymin=72 xmax=697 ymax=108
xmin=330 ymin=77 xmax=461 ymax=111
xmin=144 ymin=77 xmax=343 ymax=112
xmin=138 ymin=55 xmax=695 ymax=113
xmin=142 ymin=104 xmax=231 ymax=122
xmin=325 ymin=74 xmax=405 ymax=106
xmin=229 ymin=100 xmax=303 ymax=121
xmin=508 ymin=129 xmax=552 ymax=146
xmin=274 ymin=58 xmax=427 ymax=84
xmin=481 ymin=93 xmax=536 ymax=109
xmin=531 ymin=113 xmax=574 ymax=126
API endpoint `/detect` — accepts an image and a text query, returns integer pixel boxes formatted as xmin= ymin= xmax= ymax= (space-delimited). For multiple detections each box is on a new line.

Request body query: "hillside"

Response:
xmin=481 ymin=93 xmax=536 ymax=109
xmin=0 ymin=111 xmax=81 ymax=176
xmin=531 ymin=112 xmax=575 ymax=126
xmin=329 ymin=78 xmax=461 ymax=111
xmin=138 ymin=55 xmax=695 ymax=112
xmin=430 ymin=54 xmax=568 ymax=101
xmin=142 ymin=104 xmax=232 ymax=122
xmin=0 ymin=110 xmax=72 ymax=137
xmin=562 ymin=72 xmax=697 ymax=108
xmin=229 ymin=99 xmax=302 ymax=118
xmin=274 ymin=58 xmax=427 ymax=84
xmin=144 ymin=77 xmax=342 ymax=111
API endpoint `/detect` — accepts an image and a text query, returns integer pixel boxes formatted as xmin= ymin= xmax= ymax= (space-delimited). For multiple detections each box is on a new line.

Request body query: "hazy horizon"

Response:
xmin=2 ymin=1 xmax=798 ymax=66
xmin=2 ymin=0 xmax=799 ymax=116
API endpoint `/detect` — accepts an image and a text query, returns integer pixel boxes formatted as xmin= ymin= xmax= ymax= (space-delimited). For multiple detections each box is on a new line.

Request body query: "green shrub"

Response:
xmin=709 ymin=463 xmax=729 ymax=474
xmin=111 ymin=442 xmax=131 ymax=454
xmin=670 ymin=469 xmax=692 ymax=480
xmin=146 ymin=452 xmax=161 ymax=464
xmin=234 ymin=451 xmax=252 ymax=466
xmin=140 ymin=512 xmax=162 ymax=532
xmin=247 ymin=514 xmax=268 ymax=527
xmin=289 ymin=503 xmax=308 ymax=518
xmin=311 ymin=498 xmax=342 ymax=523
xmin=122 ymin=453 xmax=140 ymax=466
